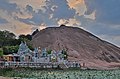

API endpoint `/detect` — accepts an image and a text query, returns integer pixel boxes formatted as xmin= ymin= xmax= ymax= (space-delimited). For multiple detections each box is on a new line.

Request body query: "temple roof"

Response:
xmin=17 ymin=42 xmax=32 ymax=55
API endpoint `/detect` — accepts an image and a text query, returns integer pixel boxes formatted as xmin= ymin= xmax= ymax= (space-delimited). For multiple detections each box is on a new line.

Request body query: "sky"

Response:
xmin=0 ymin=0 xmax=120 ymax=47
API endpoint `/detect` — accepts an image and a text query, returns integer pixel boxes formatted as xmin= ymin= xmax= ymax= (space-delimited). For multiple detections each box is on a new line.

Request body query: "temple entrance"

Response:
xmin=25 ymin=54 xmax=32 ymax=62
xmin=14 ymin=56 xmax=20 ymax=62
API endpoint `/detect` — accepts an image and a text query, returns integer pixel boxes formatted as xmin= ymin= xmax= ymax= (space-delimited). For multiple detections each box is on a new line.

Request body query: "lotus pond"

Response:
xmin=0 ymin=68 xmax=120 ymax=79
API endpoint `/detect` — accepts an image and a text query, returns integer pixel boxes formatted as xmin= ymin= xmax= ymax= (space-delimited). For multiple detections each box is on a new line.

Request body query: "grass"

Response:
xmin=0 ymin=68 xmax=120 ymax=79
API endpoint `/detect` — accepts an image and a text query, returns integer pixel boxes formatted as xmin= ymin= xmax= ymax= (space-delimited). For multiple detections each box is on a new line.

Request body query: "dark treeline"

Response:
xmin=0 ymin=29 xmax=39 ymax=56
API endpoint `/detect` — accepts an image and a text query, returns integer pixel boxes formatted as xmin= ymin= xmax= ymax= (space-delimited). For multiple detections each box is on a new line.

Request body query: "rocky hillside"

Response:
xmin=31 ymin=25 xmax=120 ymax=69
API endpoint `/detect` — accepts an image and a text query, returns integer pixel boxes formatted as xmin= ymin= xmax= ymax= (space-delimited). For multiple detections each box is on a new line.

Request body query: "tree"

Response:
xmin=19 ymin=34 xmax=26 ymax=39
xmin=3 ymin=46 xmax=19 ymax=55
xmin=26 ymin=34 xmax=32 ymax=40
xmin=61 ymin=50 xmax=68 ymax=59
xmin=0 ymin=30 xmax=34 ymax=55
xmin=0 ymin=30 xmax=17 ymax=47
xmin=0 ymin=48 xmax=3 ymax=56
xmin=32 ymin=29 xmax=39 ymax=36
xmin=3 ymin=30 xmax=16 ymax=39
xmin=19 ymin=34 xmax=32 ymax=41
xmin=47 ymin=49 xmax=52 ymax=54
xmin=28 ymin=45 xmax=34 ymax=51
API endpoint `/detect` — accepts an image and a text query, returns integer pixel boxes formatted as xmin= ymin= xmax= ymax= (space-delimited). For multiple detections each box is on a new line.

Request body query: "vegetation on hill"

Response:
xmin=2 ymin=46 xmax=19 ymax=55
xmin=0 ymin=30 xmax=16 ymax=47
xmin=0 ymin=48 xmax=3 ymax=56
xmin=0 ymin=30 xmax=36 ymax=55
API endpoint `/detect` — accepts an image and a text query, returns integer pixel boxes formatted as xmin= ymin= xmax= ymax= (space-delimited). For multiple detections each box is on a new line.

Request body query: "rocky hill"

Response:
xmin=31 ymin=25 xmax=120 ymax=69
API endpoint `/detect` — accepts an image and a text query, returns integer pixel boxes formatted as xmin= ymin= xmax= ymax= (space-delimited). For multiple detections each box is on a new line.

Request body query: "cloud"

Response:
xmin=0 ymin=18 xmax=8 ymax=24
xmin=84 ymin=0 xmax=120 ymax=24
xmin=67 ymin=0 xmax=87 ymax=16
xmin=9 ymin=0 xmax=46 ymax=12
xmin=16 ymin=0 xmax=77 ymax=26
xmin=0 ymin=0 xmax=47 ymax=35
xmin=0 ymin=9 xmax=32 ymax=35
xmin=0 ymin=0 xmax=76 ymax=35
xmin=0 ymin=0 xmax=17 ymax=12
xmin=12 ymin=10 xmax=33 ymax=20
xmin=18 ymin=9 xmax=57 ymax=26
xmin=84 ymin=10 xmax=96 ymax=20
xmin=46 ymin=0 xmax=76 ymax=20
xmin=38 ymin=23 xmax=47 ymax=30
xmin=58 ymin=18 xmax=81 ymax=26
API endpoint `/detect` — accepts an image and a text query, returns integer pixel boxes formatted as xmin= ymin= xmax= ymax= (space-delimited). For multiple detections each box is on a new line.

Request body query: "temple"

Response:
xmin=2 ymin=42 xmax=80 ymax=68
xmin=3 ymin=42 xmax=67 ymax=63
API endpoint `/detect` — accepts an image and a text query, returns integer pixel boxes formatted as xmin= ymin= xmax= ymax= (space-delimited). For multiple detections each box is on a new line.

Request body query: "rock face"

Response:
xmin=31 ymin=25 xmax=120 ymax=69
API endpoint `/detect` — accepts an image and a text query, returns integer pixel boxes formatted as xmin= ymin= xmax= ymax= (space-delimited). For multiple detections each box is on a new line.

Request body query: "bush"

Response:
xmin=61 ymin=50 xmax=68 ymax=59
xmin=0 ymin=48 xmax=3 ymax=56
xmin=47 ymin=49 xmax=52 ymax=54
xmin=3 ymin=46 xmax=19 ymax=55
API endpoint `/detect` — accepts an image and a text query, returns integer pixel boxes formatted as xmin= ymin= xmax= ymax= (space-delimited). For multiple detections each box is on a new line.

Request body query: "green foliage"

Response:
xmin=0 ymin=68 xmax=13 ymax=76
xmin=0 ymin=30 xmax=17 ymax=47
xmin=28 ymin=45 xmax=34 ymax=51
xmin=61 ymin=50 xmax=68 ymax=59
xmin=18 ymin=34 xmax=33 ymax=51
xmin=0 ymin=30 xmax=34 ymax=55
xmin=32 ymin=29 xmax=39 ymax=36
xmin=0 ymin=68 xmax=120 ymax=79
xmin=0 ymin=30 xmax=33 ymax=48
xmin=0 ymin=30 xmax=16 ymax=39
xmin=47 ymin=49 xmax=52 ymax=54
xmin=3 ymin=45 xmax=19 ymax=55
xmin=0 ymin=48 xmax=3 ymax=56
xmin=19 ymin=34 xmax=32 ymax=41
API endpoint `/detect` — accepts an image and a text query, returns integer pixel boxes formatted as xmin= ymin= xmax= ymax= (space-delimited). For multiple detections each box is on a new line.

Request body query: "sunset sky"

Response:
xmin=0 ymin=0 xmax=120 ymax=47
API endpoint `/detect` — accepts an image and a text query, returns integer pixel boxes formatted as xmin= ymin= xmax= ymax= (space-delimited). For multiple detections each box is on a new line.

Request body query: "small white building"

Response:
xmin=16 ymin=42 xmax=66 ymax=63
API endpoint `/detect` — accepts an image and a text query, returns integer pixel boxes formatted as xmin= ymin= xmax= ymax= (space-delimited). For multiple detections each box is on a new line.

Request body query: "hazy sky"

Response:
xmin=0 ymin=0 xmax=120 ymax=47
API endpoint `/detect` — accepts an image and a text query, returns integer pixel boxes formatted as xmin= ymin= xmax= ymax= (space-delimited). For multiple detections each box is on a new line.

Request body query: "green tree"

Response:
xmin=19 ymin=34 xmax=32 ymax=41
xmin=0 ymin=30 xmax=34 ymax=55
xmin=3 ymin=46 xmax=19 ymax=55
xmin=28 ymin=45 xmax=34 ymax=51
xmin=18 ymin=34 xmax=34 ymax=51
xmin=32 ymin=29 xmax=39 ymax=36
xmin=26 ymin=34 xmax=32 ymax=40
xmin=3 ymin=30 xmax=16 ymax=39
xmin=0 ymin=30 xmax=17 ymax=47
xmin=61 ymin=50 xmax=68 ymax=59
xmin=47 ymin=49 xmax=52 ymax=54
xmin=0 ymin=48 xmax=3 ymax=56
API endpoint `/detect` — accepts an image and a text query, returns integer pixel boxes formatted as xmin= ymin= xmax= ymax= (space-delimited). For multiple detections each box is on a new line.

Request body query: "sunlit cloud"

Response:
xmin=12 ymin=11 xmax=33 ymax=20
xmin=67 ymin=0 xmax=85 ymax=9
xmin=0 ymin=9 xmax=32 ymax=36
xmin=39 ymin=23 xmax=47 ymax=30
xmin=58 ymin=18 xmax=81 ymax=26
xmin=67 ymin=0 xmax=86 ymax=16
